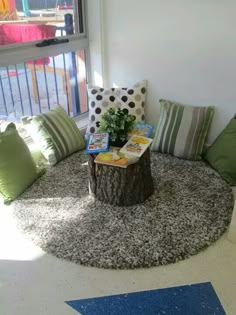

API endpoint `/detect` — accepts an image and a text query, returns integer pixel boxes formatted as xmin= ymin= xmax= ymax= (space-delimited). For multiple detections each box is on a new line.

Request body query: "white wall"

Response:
xmin=88 ymin=0 xmax=236 ymax=143
xmin=87 ymin=0 xmax=104 ymax=87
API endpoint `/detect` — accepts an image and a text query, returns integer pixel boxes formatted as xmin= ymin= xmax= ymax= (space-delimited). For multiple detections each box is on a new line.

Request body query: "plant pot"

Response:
xmin=109 ymin=139 xmax=127 ymax=148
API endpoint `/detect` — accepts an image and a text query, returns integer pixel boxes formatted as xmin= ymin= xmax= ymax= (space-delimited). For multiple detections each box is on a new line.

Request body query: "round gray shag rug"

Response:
xmin=13 ymin=151 xmax=234 ymax=269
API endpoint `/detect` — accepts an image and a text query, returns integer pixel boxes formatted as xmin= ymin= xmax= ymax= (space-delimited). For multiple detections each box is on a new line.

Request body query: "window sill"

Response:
xmin=73 ymin=112 xmax=89 ymax=135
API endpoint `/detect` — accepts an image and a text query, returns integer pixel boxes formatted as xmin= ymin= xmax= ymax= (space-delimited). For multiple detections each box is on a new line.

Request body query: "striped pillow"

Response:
xmin=22 ymin=106 xmax=85 ymax=165
xmin=152 ymin=100 xmax=214 ymax=160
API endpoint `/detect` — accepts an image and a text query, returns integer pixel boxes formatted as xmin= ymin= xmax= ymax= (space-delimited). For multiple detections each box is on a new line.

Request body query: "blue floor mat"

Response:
xmin=65 ymin=282 xmax=226 ymax=315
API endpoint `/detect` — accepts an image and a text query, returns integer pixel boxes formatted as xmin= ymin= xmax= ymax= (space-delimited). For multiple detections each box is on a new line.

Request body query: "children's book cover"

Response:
xmin=86 ymin=133 xmax=109 ymax=154
xmin=119 ymin=136 xmax=153 ymax=158
xmin=128 ymin=123 xmax=154 ymax=138
xmin=94 ymin=147 xmax=139 ymax=168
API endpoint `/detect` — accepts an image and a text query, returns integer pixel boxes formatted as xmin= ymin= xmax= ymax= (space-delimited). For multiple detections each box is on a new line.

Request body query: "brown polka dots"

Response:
xmin=95 ymin=107 xmax=101 ymax=114
xmin=135 ymin=108 xmax=142 ymax=115
xmin=96 ymin=95 xmax=103 ymax=101
xmin=135 ymin=94 xmax=142 ymax=101
xmin=87 ymin=81 xmax=147 ymax=135
xmin=116 ymin=90 xmax=121 ymax=96
xmin=128 ymin=102 xmax=135 ymax=108
xmin=102 ymin=101 xmax=109 ymax=107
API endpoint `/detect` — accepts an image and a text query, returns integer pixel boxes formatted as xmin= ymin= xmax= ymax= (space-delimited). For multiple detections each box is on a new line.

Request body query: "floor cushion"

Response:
xmin=22 ymin=106 xmax=85 ymax=165
xmin=152 ymin=99 xmax=214 ymax=160
xmin=86 ymin=81 xmax=147 ymax=136
xmin=0 ymin=123 xmax=42 ymax=204
xmin=204 ymin=115 xmax=236 ymax=185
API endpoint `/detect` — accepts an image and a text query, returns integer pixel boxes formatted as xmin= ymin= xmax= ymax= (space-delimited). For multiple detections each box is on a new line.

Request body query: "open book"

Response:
xmin=94 ymin=147 xmax=139 ymax=168
xmin=119 ymin=136 xmax=153 ymax=158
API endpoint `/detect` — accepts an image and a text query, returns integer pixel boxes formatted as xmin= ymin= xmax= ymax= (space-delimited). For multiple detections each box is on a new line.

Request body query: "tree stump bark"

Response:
xmin=88 ymin=148 xmax=154 ymax=206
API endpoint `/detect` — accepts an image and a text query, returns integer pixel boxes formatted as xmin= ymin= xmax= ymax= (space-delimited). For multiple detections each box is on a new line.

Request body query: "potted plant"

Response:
xmin=99 ymin=108 xmax=136 ymax=147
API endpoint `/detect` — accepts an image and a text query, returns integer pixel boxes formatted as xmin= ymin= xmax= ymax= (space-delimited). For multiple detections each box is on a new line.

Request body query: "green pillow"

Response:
xmin=31 ymin=148 xmax=48 ymax=169
xmin=0 ymin=123 xmax=42 ymax=204
xmin=22 ymin=106 xmax=85 ymax=165
xmin=204 ymin=116 xmax=236 ymax=185
xmin=152 ymin=99 xmax=214 ymax=160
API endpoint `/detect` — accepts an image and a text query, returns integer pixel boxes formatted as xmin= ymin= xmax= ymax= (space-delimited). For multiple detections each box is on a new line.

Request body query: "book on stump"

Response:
xmin=94 ymin=147 xmax=139 ymax=168
xmin=119 ymin=135 xmax=153 ymax=158
xmin=128 ymin=123 xmax=154 ymax=138
xmin=86 ymin=133 xmax=109 ymax=154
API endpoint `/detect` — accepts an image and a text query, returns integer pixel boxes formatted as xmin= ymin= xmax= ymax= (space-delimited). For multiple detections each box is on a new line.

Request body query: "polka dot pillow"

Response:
xmin=118 ymin=81 xmax=147 ymax=121
xmin=86 ymin=81 xmax=147 ymax=135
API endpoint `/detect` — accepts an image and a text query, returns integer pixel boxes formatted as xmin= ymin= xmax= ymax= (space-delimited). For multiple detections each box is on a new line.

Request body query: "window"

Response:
xmin=0 ymin=0 xmax=89 ymax=123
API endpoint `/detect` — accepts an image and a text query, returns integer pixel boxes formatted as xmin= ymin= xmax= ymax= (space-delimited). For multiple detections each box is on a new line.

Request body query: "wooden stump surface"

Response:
xmin=88 ymin=148 xmax=154 ymax=206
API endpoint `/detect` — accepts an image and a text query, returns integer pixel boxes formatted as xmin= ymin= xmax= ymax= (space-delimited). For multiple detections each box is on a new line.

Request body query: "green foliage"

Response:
xmin=99 ymin=108 xmax=136 ymax=144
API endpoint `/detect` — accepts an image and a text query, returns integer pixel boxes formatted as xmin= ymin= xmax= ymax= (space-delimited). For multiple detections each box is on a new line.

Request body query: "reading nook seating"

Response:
xmin=1 ymin=82 xmax=235 ymax=269
xmin=88 ymin=148 xmax=153 ymax=206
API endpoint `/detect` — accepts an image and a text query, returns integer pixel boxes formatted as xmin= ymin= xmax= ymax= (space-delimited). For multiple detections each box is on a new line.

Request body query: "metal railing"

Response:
xmin=0 ymin=48 xmax=88 ymax=121
xmin=0 ymin=13 xmax=88 ymax=121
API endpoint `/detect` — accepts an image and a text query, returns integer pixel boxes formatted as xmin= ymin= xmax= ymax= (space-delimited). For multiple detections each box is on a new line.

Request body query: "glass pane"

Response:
xmin=0 ymin=48 xmax=88 ymax=122
xmin=0 ymin=0 xmax=83 ymax=46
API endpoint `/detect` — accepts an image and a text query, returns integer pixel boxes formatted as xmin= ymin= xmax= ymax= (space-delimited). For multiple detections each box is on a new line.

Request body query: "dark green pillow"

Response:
xmin=204 ymin=116 xmax=236 ymax=185
xmin=0 ymin=123 xmax=42 ymax=204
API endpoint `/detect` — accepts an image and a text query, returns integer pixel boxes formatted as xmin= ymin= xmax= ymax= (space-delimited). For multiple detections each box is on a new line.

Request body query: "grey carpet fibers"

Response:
xmin=13 ymin=151 xmax=234 ymax=269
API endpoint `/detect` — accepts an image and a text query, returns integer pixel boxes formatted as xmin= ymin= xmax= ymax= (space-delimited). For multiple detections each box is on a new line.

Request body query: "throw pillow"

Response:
xmin=22 ymin=106 xmax=85 ymax=165
xmin=0 ymin=123 xmax=42 ymax=204
xmin=152 ymin=99 xmax=214 ymax=160
xmin=204 ymin=115 xmax=236 ymax=185
xmin=86 ymin=81 xmax=147 ymax=135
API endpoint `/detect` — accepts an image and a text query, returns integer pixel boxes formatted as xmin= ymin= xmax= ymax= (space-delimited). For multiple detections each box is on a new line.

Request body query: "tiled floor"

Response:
xmin=0 ymin=191 xmax=236 ymax=315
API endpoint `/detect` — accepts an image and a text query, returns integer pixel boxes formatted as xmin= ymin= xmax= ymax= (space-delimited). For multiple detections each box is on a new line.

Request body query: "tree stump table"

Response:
xmin=88 ymin=148 xmax=154 ymax=206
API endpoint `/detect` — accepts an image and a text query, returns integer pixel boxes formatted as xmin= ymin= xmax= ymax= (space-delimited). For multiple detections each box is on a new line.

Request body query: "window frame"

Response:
xmin=0 ymin=0 xmax=90 ymax=74
xmin=0 ymin=0 xmax=91 ymax=122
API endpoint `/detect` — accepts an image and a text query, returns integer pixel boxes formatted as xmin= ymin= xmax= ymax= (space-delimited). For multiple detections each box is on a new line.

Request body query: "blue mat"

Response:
xmin=66 ymin=282 xmax=226 ymax=315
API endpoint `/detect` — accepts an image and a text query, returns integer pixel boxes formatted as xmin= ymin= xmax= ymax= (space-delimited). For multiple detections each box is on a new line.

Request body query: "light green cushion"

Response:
xmin=31 ymin=148 xmax=48 ymax=169
xmin=22 ymin=106 xmax=85 ymax=165
xmin=0 ymin=123 xmax=41 ymax=204
xmin=204 ymin=116 xmax=236 ymax=185
xmin=152 ymin=99 xmax=214 ymax=160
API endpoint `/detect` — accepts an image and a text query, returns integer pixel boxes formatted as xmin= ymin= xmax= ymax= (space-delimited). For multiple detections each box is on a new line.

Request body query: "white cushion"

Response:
xmin=86 ymin=81 xmax=147 ymax=135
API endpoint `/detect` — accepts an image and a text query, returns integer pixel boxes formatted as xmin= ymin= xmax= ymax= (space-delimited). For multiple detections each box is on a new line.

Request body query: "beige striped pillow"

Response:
xmin=152 ymin=99 xmax=214 ymax=160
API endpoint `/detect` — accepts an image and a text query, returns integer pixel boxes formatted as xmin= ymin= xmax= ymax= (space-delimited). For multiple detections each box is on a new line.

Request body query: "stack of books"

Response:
xmin=86 ymin=124 xmax=153 ymax=168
